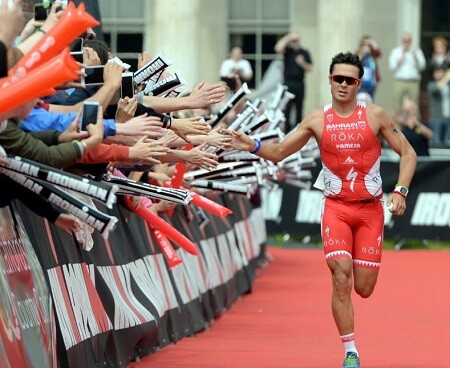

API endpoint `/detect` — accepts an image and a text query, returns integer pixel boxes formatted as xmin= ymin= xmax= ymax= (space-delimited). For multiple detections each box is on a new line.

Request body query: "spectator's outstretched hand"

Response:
xmin=40 ymin=3 xmax=65 ymax=33
xmin=0 ymin=0 xmax=24 ymax=47
xmin=203 ymin=130 xmax=233 ymax=150
xmin=120 ymin=114 xmax=164 ymax=138
xmin=158 ymin=130 xmax=180 ymax=147
xmin=171 ymin=116 xmax=211 ymax=143
xmin=128 ymin=135 xmax=170 ymax=164
xmin=185 ymin=143 xmax=218 ymax=170
xmin=116 ymin=96 xmax=138 ymax=123
xmin=188 ymin=82 xmax=226 ymax=109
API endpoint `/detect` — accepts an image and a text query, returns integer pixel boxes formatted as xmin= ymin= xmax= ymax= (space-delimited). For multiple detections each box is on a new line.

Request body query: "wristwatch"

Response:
xmin=394 ymin=185 xmax=408 ymax=198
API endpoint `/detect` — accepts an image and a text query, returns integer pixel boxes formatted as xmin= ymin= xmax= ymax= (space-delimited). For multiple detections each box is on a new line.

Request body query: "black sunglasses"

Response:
xmin=331 ymin=74 xmax=360 ymax=85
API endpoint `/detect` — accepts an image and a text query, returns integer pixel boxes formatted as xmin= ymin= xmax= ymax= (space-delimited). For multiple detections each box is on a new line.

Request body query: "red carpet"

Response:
xmin=129 ymin=247 xmax=450 ymax=368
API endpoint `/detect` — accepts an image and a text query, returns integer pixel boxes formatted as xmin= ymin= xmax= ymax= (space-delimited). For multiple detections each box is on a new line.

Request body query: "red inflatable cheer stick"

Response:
xmin=9 ymin=2 xmax=99 ymax=80
xmin=112 ymin=168 xmax=182 ymax=267
xmin=122 ymin=196 xmax=183 ymax=268
xmin=187 ymin=190 xmax=233 ymax=217
xmin=0 ymin=49 xmax=79 ymax=114
xmin=122 ymin=195 xmax=199 ymax=256
xmin=151 ymin=228 xmax=183 ymax=269
xmin=165 ymin=144 xmax=192 ymax=216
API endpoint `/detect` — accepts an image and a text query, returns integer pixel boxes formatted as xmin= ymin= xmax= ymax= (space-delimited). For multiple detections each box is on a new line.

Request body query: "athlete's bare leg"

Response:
xmin=353 ymin=267 xmax=379 ymax=298
xmin=327 ymin=257 xmax=354 ymax=335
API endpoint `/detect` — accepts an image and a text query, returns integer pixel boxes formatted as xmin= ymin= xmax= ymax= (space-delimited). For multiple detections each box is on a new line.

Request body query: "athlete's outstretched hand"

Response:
xmin=222 ymin=129 xmax=256 ymax=152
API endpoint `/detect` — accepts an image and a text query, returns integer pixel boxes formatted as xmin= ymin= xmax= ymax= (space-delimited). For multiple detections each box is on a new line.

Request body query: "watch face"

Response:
xmin=400 ymin=187 xmax=408 ymax=194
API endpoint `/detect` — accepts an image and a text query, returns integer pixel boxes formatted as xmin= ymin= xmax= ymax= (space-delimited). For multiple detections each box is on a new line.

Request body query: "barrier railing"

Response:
xmin=0 ymin=194 xmax=266 ymax=367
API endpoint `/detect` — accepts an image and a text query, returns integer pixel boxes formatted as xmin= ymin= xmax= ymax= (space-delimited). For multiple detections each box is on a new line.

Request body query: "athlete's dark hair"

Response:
xmin=329 ymin=52 xmax=364 ymax=79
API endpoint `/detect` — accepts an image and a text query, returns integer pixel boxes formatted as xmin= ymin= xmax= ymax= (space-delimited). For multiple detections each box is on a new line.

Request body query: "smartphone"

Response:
xmin=70 ymin=38 xmax=84 ymax=64
xmin=71 ymin=38 xmax=84 ymax=53
xmin=83 ymin=65 xmax=104 ymax=86
xmin=80 ymin=101 xmax=99 ymax=131
xmin=120 ymin=72 xmax=135 ymax=98
xmin=34 ymin=3 xmax=48 ymax=21
xmin=71 ymin=52 xmax=83 ymax=64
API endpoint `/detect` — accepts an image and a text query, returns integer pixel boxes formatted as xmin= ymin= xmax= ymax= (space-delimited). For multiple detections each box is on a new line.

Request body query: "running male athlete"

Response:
xmin=227 ymin=52 xmax=417 ymax=368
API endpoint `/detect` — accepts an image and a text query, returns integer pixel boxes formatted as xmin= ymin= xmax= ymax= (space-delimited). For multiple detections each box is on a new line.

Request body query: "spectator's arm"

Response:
xmin=49 ymin=63 xmax=124 ymax=113
xmin=142 ymin=81 xmax=226 ymax=113
xmin=0 ymin=120 xmax=82 ymax=168
xmin=274 ymin=32 xmax=299 ymax=54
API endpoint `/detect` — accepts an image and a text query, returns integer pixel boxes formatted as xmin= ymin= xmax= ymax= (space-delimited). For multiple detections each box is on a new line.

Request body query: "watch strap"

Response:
xmin=394 ymin=185 xmax=408 ymax=198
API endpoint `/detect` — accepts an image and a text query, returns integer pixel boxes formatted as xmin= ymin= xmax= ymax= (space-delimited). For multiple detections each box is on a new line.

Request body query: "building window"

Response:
xmin=98 ymin=0 xmax=146 ymax=71
xmin=228 ymin=0 xmax=291 ymax=89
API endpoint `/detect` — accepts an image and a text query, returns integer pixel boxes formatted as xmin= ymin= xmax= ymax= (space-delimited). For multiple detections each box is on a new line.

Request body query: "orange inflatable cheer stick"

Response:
xmin=9 ymin=2 xmax=99 ymax=80
xmin=122 ymin=196 xmax=199 ymax=256
xmin=0 ymin=49 xmax=79 ymax=115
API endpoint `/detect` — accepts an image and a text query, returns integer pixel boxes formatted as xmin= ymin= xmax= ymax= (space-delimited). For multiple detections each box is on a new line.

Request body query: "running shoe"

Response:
xmin=342 ymin=352 xmax=360 ymax=368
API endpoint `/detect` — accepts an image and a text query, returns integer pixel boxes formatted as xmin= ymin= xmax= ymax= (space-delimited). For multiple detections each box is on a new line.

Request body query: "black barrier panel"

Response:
xmin=264 ymin=158 xmax=450 ymax=241
xmin=11 ymin=194 xmax=265 ymax=367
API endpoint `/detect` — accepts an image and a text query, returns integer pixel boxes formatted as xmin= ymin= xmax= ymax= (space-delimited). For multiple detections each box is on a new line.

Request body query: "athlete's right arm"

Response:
xmin=227 ymin=110 xmax=319 ymax=163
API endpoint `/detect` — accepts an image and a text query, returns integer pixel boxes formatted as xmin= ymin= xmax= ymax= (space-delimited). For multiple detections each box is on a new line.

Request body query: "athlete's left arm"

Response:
xmin=372 ymin=105 xmax=417 ymax=188
xmin=372 ymin=105 xmax=417 ymax=215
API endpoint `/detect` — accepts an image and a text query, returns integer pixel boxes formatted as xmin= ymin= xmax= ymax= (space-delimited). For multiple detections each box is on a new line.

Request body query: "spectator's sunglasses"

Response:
xmin=331 ymin=74 xmax=360 ymax=85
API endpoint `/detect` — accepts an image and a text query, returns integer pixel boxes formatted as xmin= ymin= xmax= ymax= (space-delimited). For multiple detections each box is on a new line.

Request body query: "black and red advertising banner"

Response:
xmin=264 ymin=157 xmax=450 ymax=241
xmin=0 ymin=194 xmax=266 ymax=367
xmin=0 ymin=205 xmax=56 ymax=368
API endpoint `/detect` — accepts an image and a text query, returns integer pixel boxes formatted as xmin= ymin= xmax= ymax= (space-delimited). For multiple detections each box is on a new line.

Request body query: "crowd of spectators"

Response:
xmin=0 ymin=0 xmax=248 ymax=244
